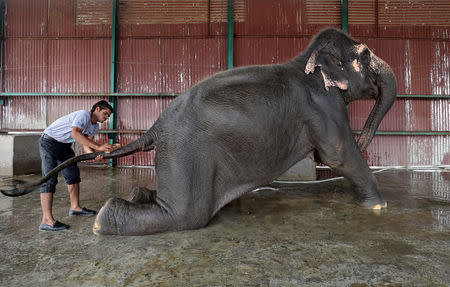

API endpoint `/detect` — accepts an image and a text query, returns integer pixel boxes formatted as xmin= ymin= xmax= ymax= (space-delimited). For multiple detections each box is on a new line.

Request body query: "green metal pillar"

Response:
xmin=341 ymin=0 xmax=348 ymax=34
xmin=227 ymin=0 xmax=234 ymax=70
xmin=109 ymin=0 xmax=119 ymax=166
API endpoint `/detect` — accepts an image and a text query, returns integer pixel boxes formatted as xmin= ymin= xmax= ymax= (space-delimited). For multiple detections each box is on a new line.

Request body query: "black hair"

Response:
xmin=91 ymin=100 xmax=114 ymax=114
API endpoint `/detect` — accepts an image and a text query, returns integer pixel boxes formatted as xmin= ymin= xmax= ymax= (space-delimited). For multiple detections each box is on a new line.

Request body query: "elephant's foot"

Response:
xmin=356 ymin=194 xmax=387 ymax=210
xmin=93 ymin=198 xmax=126 ymax=235
xmin=129 ymin=186 xmax=156 ymax=204
xmin=93 ymin=197 xmax=173 ymax=236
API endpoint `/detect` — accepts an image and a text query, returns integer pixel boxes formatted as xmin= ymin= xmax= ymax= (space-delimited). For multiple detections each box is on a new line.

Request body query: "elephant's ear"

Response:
xmin=305 ymin=48 xmax=349 ymax=91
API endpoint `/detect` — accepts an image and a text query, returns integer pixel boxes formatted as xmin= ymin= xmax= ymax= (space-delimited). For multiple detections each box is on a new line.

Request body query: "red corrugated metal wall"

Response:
xmin=1 ymin=0 xmax=449 ymax=167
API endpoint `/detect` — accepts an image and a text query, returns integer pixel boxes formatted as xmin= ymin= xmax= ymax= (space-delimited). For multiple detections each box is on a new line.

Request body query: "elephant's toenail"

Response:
xmin=93 ymin=220 xmax=101 ymax=235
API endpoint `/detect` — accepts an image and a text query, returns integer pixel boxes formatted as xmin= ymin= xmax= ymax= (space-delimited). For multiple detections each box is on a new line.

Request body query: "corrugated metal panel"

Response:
xmin=210 ymin=0 xmax=246 ymax=23
xmin=160 ymin=38 xmax=226 ymax=93
xmin=349 ymin=0 xmax=376 ymax=25
xmin=117 ymin=39 xmax=162 ymax=93
xmin=76 ymin=0 xmax=113 ymax=25
xmin=305 ymin=0 xmax=341 ymax=34
xmin=48 ymin=0 xmax=112 ymax=38
xmin=188 ymin=38 xmax=227 ymax=85
xmin=116 ymin=96 xmax=172 ymax=130
xmin=4 ymin=0 xmax=47 ymax=37
xmin=378 ymin=0 xmax=450 ymax=39
xmin=366 ymin=135 xmax=449 ymax=166
xmin=3 ymin=39 xmax=48 ymax=92
xmin=235 ymin=38 xmax=279 ymax=66
xmin=348 ymin=0 xmax=376 ymax=37
xmin=48 ymin=39 xmax=111 ymax=93
xmin=306 ymin=0 xmax=341 ymax=24
xmin=431 ymin=99 xmax=450 ymax=131
xmin=359 ymin=38 xmax=449 ymax=96
xmin=349 ymin=98 xmax=448 ymax=132
xmin=119 ymin=0 xmax=245 ymax=37
xmin=235 ymin=0 xmax=302 ymax=35
xmin=48 ymin=0 xmax=77 ymax=37
xmin=5 ymin=0 xmax=112 ymax=38
xmin=120 ymin=0 xmax=208 ymax=24
xmin=379 ymin=0 xmax=450 ymax=26
xmin=277 ymin=37 xmax=312 ymax=63
xmin=235 ymin=37 xmax=311 ymax=67
xmin=364 ymin=136 xmax=408 ymax=166
xmin=119 ymin=0 xmax=244 ymax=24
xmin=3 ymin=39 xmax=111 ymax=93
xmin=431 ymin=41 xmax=449 ymax=95
xmin=164 ymin=38 xmax=195 ymax=93
xmin=0 ymin=96 xmax=46 ymax=130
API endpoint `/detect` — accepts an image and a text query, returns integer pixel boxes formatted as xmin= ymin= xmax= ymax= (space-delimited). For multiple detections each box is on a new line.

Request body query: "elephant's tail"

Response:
xmin=0 ymin=129 xmax=156 ymax=197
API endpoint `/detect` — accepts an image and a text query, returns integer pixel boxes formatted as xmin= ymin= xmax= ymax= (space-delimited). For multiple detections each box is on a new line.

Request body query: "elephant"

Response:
xmin=1 ymin=28 xmax=397 ymax=236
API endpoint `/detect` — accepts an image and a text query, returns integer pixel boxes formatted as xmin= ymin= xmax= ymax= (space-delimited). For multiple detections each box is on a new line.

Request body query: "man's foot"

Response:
xmin=39 ymin=221 xmax=70 ymax=231
xmin=69 ymin=207 xmax=96 ymax=216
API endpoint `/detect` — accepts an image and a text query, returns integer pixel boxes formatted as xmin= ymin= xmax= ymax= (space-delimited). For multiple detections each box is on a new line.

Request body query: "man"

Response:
xmin=38 ymin=100 xmax=114 ymax=231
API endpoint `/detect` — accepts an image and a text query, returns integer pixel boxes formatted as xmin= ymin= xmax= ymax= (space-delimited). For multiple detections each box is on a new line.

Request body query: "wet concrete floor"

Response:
xmin=0 ymin=166 xmax=449 ymax=286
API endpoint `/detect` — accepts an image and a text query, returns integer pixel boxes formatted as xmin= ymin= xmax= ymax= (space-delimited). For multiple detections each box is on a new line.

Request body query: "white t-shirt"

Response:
xmin=44 ymin=110 xmax=99 ymax=143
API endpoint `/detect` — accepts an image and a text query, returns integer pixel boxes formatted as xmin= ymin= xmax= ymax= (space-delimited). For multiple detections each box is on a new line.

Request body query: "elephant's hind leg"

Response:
xmin=93 ymin=197 xmax=174 ymax=235
xmin=93 ymin=145 xmax=216 ymax=235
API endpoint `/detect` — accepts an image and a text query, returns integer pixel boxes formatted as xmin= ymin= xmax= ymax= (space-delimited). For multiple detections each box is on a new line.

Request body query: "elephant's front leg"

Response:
xmin=319 ymin=145 xmax=386 ymax=208
xmin=312 ymin=112 xmax=387 ymax=209
xmin=318 ymin=139 xmax=386 ymax=208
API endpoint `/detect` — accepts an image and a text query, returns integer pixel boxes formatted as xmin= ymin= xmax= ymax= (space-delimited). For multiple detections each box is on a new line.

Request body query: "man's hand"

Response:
xmin=96 ymin=142 xmax=114 ymax=152
xmin=93 ymin=155 xmax=104 ymax=162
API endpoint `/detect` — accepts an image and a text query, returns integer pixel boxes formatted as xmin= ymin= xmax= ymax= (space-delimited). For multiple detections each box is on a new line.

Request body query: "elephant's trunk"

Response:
xmin=357 ymin=56 xmax=397 ymax=152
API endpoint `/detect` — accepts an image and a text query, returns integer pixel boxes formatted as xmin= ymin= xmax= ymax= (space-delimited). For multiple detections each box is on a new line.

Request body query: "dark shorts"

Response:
xmin=39 ymin=135 xmax=81 ymax=193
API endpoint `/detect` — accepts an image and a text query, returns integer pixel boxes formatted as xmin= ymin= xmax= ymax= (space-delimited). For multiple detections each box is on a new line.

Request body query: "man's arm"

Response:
xmin=71 ymin=127 xmax=112 ymax=152
xmin=83 ymin=135 xmax=96 ymax=154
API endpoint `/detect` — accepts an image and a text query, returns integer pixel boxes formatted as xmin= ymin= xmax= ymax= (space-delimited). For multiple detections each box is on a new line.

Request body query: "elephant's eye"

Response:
xmin=329 ymin=54 xmax=344 ymax=68
xmin=360 ymin=49 xmax=371 ymax=64
xmin=335 ymin=59 xmax=344 ymax=69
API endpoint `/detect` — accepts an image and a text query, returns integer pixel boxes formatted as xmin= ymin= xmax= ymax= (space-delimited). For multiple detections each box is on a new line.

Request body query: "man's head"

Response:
xmin=91 ymin=100 xmax=113 ymax=123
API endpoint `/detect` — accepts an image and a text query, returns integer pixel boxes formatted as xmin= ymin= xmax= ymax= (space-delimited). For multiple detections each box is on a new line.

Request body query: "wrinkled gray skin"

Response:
xmin=1 ymin=29 xmax=397 ymax=236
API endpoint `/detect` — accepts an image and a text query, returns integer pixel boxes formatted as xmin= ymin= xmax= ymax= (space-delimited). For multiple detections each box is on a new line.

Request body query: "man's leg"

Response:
xmin=68 ymin=183 xmax=82 ymax=212
xmin=39 ymin=136 xmax=62 ymax=228
xmin=67 ymin=182 xmax=96 ymax=215
xmin=41 ymin=192 xmax=55 ymax=226
xmin=38 ymin=137 xmax=70 ymax=230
